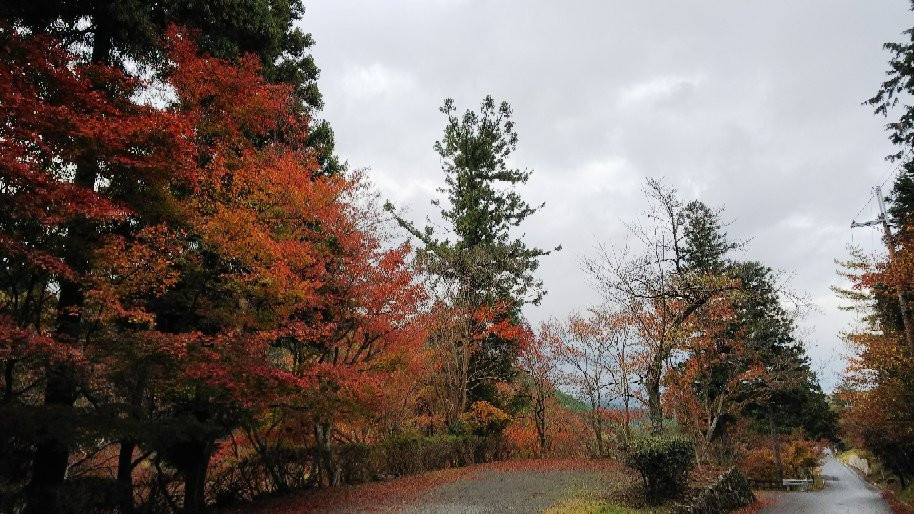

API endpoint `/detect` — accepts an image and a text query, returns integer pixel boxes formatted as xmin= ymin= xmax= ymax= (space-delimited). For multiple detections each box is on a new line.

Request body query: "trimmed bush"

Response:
xmin=337 ymin=442 xmax=385 ymax=483
xmin=625 ymin=435 xmax=696 ymax=502
xmin=334 ymin=434 xmax=508 ymax=485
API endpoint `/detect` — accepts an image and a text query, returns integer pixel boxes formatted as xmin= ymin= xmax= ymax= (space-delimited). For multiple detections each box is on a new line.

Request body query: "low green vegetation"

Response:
xmin=546 ymin=497 xmax=664 ymax=514
xmin=556 ymin=390 xmax=589 ymax=412
xmin=624 ymin=435 xmax=696 ymax=502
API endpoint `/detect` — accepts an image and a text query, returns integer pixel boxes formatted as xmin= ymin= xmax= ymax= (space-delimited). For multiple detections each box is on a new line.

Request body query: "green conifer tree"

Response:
xmin=389 ymin=95 xmax=558 ymax=408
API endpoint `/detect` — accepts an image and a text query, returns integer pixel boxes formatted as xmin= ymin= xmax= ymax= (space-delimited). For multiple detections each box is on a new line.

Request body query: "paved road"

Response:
xmin=761 ymin=451 xmax=890 ymax=514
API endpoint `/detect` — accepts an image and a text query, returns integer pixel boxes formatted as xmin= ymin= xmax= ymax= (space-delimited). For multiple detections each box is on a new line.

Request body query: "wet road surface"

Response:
xmin=760 ymin=451 xmax=889 ymax=514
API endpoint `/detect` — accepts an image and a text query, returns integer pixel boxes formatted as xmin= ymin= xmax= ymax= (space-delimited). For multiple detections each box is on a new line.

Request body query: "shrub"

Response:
xmin=383 ymin=435 xmax=424 ymax=475
xmin=337 ymin=442 xmax=385 ymax=483
xmin=625 ymin=435 xmax=696 ymax=502
xmin=333 ymin=434 xmax=508 ymax=485
xmin=740 ymin=446 xmax=778 ymax=481
xmin=56 ymin=477 xmax=130 ymax=514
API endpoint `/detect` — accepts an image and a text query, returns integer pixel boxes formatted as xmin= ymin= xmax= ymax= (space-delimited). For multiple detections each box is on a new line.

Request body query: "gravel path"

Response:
xmin=760 ymin=451 xmax=890 ymax=514
xmin=235 ymin=460 xmax=619 ymax=514
xmin=399 ymin=467 xmax=607 ymax=514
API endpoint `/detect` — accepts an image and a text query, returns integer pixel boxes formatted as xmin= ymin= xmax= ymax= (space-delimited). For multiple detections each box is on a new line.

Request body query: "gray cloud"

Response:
xmin=304 ymin=0 xmax=912 ymax=389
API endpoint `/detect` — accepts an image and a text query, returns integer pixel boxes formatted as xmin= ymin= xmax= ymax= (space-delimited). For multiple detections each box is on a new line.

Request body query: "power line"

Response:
xmin=877 ymin=149 xmax=912 ymax=189
xmin=852 ymin=149 xmax=914 ymax=224
xmin=851 ymin=192 xmax=874 ymax=223
xmin=849 ymin=184 xmax=914 ymax=350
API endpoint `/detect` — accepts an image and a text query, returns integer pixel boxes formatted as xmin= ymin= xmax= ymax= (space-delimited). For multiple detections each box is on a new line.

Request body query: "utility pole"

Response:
xmin=852 ymin=185 xmax=914 ymax=352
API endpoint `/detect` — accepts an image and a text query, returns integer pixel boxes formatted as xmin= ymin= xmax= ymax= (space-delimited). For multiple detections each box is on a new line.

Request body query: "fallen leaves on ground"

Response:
xmin=731 ymin=494 xmax=776 ymax=514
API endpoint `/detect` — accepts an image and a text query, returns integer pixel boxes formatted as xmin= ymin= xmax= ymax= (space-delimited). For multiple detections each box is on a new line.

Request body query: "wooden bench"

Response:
xmin=782 ymin=478 xmax=813 ymax=491
xmin=748 ymin=479 xmax=781 ymax=490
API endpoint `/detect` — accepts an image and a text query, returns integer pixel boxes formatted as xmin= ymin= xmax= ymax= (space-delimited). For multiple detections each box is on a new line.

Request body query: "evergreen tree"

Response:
xmin=866 ymin=1 xmax=914 ymax=164
xmin=430 ymin=96 xmax=555 ymax=309
xmin=681 ymin=200 xmax=737 ymax=274
xmin=677 ymin=204 xmax=835 ymax=444
xmin=888 ymin=164 xmax=914 ymax=231
xmin=732 ymin=262 xmax=837 ymax=441
xmin=389 ymin=95 xmax=557 ymax=408
xmin=866 ymin=6 xmax=914 ymax=343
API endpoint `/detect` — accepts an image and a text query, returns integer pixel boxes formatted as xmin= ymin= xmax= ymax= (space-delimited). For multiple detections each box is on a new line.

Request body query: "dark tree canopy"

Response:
xmin=675 ymin=203 xmax=836 ymax=442
xmin=868 ymin=1 xmax=914 ymax=235
xmin=732 ymin=262 xmax=837 ymax=441
xmin=889 ymin=164 xmax=914 ymax=232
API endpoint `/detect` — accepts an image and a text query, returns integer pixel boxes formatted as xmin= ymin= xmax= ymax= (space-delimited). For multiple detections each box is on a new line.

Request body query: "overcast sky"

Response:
xmin=303 ymin=1 xmax=912 ymax=390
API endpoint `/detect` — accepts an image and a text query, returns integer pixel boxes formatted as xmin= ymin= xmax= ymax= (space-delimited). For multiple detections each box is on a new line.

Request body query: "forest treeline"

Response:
xmin=0 ymin=1 xmax=860 ymax=513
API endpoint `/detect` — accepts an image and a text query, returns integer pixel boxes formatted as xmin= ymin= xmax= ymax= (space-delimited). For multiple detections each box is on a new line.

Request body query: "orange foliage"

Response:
xmin=837 ymin=242 xmax=914 ymax=483
xmin=740 ymin=437 xmax=823 ymax=480
xmin=664 ymin=294 xmax=767 ymax=460
xmin=462 ymin=401 xmax=511 ymax=436
xmin=504 ymin=399 xmax=593 ymax=459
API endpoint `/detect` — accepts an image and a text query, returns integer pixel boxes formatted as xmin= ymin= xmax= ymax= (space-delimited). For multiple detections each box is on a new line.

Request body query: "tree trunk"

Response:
xmin=24 ymin=363 xmax=78 ymax=514
xmin=646 ymin=356 xmax=664 ymax=434
xmin=313 ymin=422 xmax=339 ymax=487
xmin=534 ymin=392 xmax=547 ymax=458
xmin=25 ymin=21 xmax=113 ymax=514
xmin=182 ymin=440 xmax=213 ymax=514
xmin=622 ymin=390 xmax=632 ymax=445
xmin=248 ymin=427 xmax=289 ymax=494
xmin=590 ymin=396 xmax=605 ymax=456
xmin=117 ymin=440 xmax=136 ymax=514
xmin=768 ymin=404 xmax=784 ymax=485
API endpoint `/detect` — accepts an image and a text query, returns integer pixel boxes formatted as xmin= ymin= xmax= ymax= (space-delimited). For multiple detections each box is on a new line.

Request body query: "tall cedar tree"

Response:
xmin=389 ymin=96 xmax=557 ymax=408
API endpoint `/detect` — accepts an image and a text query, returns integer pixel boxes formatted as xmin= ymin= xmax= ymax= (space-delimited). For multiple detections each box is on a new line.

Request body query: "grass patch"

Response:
xmin=545 ymin=497 xmax=665 ymax=514
xmin=545 ymin=471 xmax=672 ymax=514
xmin=899 ymin=483 xmax=914 ymax=504
xmin=837 ymin=449 xmax=858 ymax=464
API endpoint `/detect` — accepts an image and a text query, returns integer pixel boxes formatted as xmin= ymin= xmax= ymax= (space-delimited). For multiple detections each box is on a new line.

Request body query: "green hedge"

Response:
xmin=336 ymin=434 xmax=508 ymax=484
xmin=625 ymin=435 xmax=696 ymax=502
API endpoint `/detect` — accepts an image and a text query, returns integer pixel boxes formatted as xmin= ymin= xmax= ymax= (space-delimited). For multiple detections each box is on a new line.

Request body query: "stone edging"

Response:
xmin=673 ymin=468 xmax=757 ymax=514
